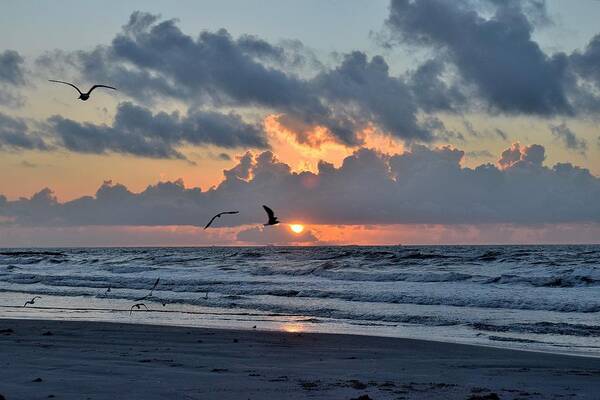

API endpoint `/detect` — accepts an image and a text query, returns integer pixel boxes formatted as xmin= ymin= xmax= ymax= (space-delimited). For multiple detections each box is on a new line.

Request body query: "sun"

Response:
xmin=289 ymin=224 xmax=304 ymax=234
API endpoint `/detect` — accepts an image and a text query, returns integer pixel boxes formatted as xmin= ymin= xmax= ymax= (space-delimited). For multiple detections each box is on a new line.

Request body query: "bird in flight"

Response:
xmin=204 ymin=211 xmax=240 ymax=229
xmin=129 ymin=303 xmax=149 ymax=315
xmin=135 ymin=278 xmax=160 ymax=301
xmin=23 ymin=296 xmax=41 ymax=307
xmin=48 ymin=80 xmax=117 ymax=101
xmin=262 ymin=205 xmax=279 ymax=226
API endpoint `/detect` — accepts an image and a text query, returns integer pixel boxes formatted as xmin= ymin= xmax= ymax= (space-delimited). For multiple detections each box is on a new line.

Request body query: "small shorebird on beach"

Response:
xmin=129 ymin=303 xmax=149 ymax=315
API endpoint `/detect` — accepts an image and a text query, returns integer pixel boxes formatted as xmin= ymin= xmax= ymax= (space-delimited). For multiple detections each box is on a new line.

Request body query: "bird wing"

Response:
xmin=262 ymin=205 xmax=275 ymax=219
xmin=151 ymin=278 xmax=160 ymax=291
xmin=87 ymin=84 xmax=117 ymax=95
xmin=204 ymin=211 xmax=239 ymax=229
xmin=204 ymin=214 xmax=220 ymax=229
xmin=49 ymin=80 xmax=83 ymax=95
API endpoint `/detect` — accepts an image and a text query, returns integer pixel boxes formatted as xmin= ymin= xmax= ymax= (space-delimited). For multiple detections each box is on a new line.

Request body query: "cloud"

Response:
xmin=0 ymin=113 xmax=48 ymax=151
xmin=571 ymin=34 xmax=600 ymax=90
xmin=406 ymin=58 xmax=466 ymax=113
xmin=549 ymin=123 xmax=587 ymax=155
xmin=0 ymin=50 xmax=25 ymax=85
xmin=46 ymin=102 xmax=269 ymax=160
xmin=311 ymin=51 xmax=433 ymax=143
xmin=497 ymin=142 xmax=545 ymax=169
xmin=494 ymin=128 xmax=509 ymax=141
xmin=385 ymin=0 xmax=573 ymax=115
xmin=1 ymin=143 xmax=598 ymax=227
xmin=0 ymin=50 xmax=26 ymax=107
xmin=236 ymin=224 xmax=318 ymax=245
xmin=0 ymin=101 xmax=269 ymax=159
xmin=38 ymin=12 xmax=450 ymax=146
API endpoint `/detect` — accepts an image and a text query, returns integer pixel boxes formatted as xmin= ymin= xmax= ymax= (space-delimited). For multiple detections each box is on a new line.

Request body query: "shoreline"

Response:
xmin=1 ymin=318 xmax=600 ymax=399
xmin=2 ymin=309 xmax=599 ymax=361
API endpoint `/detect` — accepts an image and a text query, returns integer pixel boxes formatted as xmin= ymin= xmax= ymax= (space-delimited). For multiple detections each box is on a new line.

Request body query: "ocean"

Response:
xmin=1 ymin=245 xmax=599 ymax=357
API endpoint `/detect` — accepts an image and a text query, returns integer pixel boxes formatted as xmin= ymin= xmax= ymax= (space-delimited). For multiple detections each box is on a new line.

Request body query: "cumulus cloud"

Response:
xmin=312 ymin=51 xmax=432 ymax=143
xmin=0 ymin=102 xmax=267 ymax=158
xmin=549 ymin=123 xmax=587 ymax=155
xmin=236 ymin=224 xmax=318 ymax=245
xmin=0 ymin=113 xmax=48 ymax=151
xmin=0 ymin=50 xmax=25 ymax=85
xmin=497 ymin=142 xmax=545 ymax=169
xmin=571 ymin=34 xmax=600 ymax=90
xmin=37 ymin=12 xmax=456 ymax=145
xmin=386 ymin=0 xmax=573 ymax=115
xmin=0 ymin=50 xmax=26 ymax=107
xmin=46 ymin=102 xmax=269 ymax=160
xmin=1 ymin=143 xmax=598 ymax=227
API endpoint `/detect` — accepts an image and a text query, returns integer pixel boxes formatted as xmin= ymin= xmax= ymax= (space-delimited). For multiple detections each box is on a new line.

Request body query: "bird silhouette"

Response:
xmin=48 ymin=80 xmax=117 ymax=101
xmin=23 ymin=296 xmax=41 ymax=307
xmin=135 ymin=278 xmax=160 ymax=301
xmin=204 ymin=211 xmax=240 ymax=229
xmin=262 ymin=205 xmax=279 ymax=226
xmin=129 ymin=303 xmax=149 ymax=315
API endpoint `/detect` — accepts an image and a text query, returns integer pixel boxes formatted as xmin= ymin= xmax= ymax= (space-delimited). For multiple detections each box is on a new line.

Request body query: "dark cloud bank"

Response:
xmin=1 ymin=143 xmax=598 ymax=227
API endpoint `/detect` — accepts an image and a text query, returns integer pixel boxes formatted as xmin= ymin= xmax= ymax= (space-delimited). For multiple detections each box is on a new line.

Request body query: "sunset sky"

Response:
xmin=1 ymin=0 xmax=600 ymax=246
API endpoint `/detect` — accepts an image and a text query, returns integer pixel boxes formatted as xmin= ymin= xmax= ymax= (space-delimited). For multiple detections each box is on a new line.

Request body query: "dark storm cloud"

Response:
xmin=1 ymin=144 xmax=598 ymax=227
xmin=0 ymin=113 xmax=48 ymax=151
xmin=549 ymin=123 xmax=588 ymax=155
xmin=386 ymin=0 xmax=574 ymax=115
xmin=46 ymin=102 xmax=269 ymax=159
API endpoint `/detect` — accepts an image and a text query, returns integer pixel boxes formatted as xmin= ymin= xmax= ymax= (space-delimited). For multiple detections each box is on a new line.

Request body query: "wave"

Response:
xmin=247 ymin=262 xmax=600 ymax=288
xmin=0 ymin=251 xmax=66 ymax=257
xmin=3 ymin=272 xmax=600 ymax=313
xmin=473 ymin=322 xmax=600 ymax=337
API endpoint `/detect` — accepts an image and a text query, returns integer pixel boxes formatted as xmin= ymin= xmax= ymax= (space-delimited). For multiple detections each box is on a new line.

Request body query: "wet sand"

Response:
xmin=1 ymin=318 xmax=599 ymax=399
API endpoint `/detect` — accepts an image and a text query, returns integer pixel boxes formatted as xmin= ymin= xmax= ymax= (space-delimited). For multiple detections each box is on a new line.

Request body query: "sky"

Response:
xmin=1 ymin=0 xmax=600 ymax=246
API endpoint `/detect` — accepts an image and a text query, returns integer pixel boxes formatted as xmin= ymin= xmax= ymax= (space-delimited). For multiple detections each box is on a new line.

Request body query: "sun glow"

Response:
xmin=290 ymin=224 xmax=304 ymax=234
xmin=282 ymin=323 xmax=304 ymax=333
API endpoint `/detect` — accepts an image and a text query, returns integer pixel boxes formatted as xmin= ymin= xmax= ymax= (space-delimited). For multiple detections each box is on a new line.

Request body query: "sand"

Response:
xmin=0 ymin=318 xmax=599 ymax=399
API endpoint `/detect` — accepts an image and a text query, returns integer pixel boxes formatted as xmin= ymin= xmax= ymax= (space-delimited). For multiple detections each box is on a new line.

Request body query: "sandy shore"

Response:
xmin=1 ymin=319 xmax=599 ymax=399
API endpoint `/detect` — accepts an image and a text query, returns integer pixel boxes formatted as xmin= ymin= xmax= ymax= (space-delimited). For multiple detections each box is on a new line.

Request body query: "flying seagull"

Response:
xmin=23 ymin=296 xmax=41 ymax=307
xmin=262 ymin=205 xmax=279 ymax=226
xmin=129 ymin=303 xmax=149 ymax=315
xmin=135 ymin=278 xmax=160 ymax=301
xmin=48 ymin=80 xmax=117 ymax=101
xmin=204 ymin=211 xmax=240 ymax=229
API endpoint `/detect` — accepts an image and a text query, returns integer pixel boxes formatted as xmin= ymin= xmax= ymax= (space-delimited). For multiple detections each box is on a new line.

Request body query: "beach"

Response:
xmin=1 ymin=318 xmax=599 ymax=399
